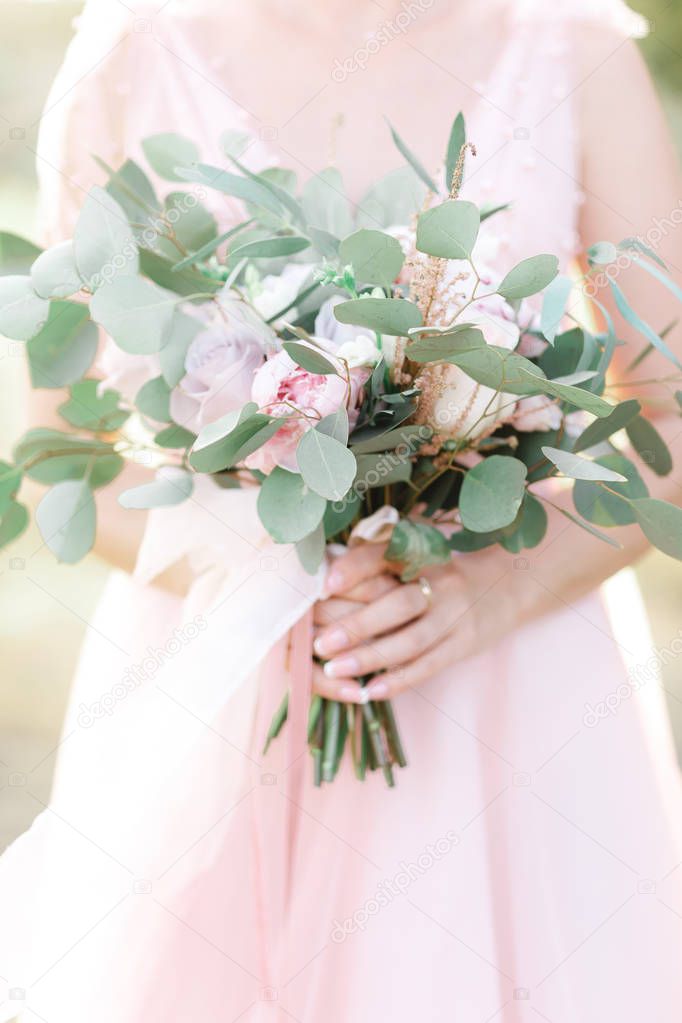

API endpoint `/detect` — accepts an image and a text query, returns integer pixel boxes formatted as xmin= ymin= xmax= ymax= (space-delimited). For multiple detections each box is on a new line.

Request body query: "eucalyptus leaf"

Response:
xmin=296 ymin=428 xmax=357 ymax=501
xmin=160 ymin=192 xmax=217 ymax=254
xmin=73 ymin=186 xmax=138 ymax=287
xmin=631 ymin=498 xmax=682 ymax=560
xmin=499 ymin=493 xmax=548 ymax=553
xmin=573 ymin=454 xmax=647 ymax=527
xmin=444 ymin=111 xmax=465 ymax=193
xmin=386 ymin=121 xmax=438 ymax=193
xmin=519 ymin=369 xmax=613 ymax=417
xmin=416 ymin=199 xmax=480 ymax=260
xmin=0 ymin=500 xmax=29 ymax=549
xmin=540 ymin=274 xmax=573 ymax=344
xmin=610 ymin=279 xmax=681 ymax=369
xmin=257 ymin=468 xmax=326 ymax=543
xmin=159 ymin=310 xmax=201 ymax=387
xmin=59 ymin=380 xmax=128 ymax=431
xmin=136 ymin=376 xmax=171 ymax=422
xmin=625 ymin=415 xmax=673 ymax=477
xmin=385 ymin=519 xmax=451 ymax=581
xmin=338 ymin=229 xmax=404 ymax=287
xmin=351 ymin=424 xmax=428 ymax=455
xmin=283 ymin=341 xmax=338 ymax=375
xmin=449 ymin=345 xmax=545 ymax=395
xmin=0 ymin=462 xmax=22 ymax=516
xmin=572 ymin=399 xmax=641 ymax=452
xmin=497 ymin=254 xmax=559 ymax=301
xmin=175 ymin=164 xmax=283 ymax=216
xmin=27 ymin=301 xmax=98 ymax=388
xmin=356 ymin=166 xmax=426 ymax=230
xmin=190 ymin=411 xmax=280 ymax=472
xmin=0 ymin=233 xmax=42 ymax=274
xmin=333 ymin=297 xmax=423 ymax=336
xmin=459 ymin=456 xmax=528 ymax=532
xmin=406 ymin=325 xmax=485 ymax=363
xmin=554 ymin=504 xmax=623 ymax=548
xmin=31 ymin=241 xmax=81 ymax=299
xmin=317 ymin=408 xmax=349 ymax=444
xmin=587 ymin=241 xmax=617 ymax=265
xmin=142 ymin=132 xmax=200 ymax=182
xmin=323 ymin=489 xmax=361 ymax=538
xmin=154 ymin=424 xmax=196 ymax=449
xmin=36 ymin=479 xmax=96 ymax=563
xmin=230 ymin=235 xmax=310 ymax=260
xmin=296 ymin=521 xmax=326 ymax=575
xmin=139 ymin=249 xmax=221 ymax=298
xmin=541 ymin=446 xmax=628 ymax=482
xmin=302 ymin=168 xmax=353 ymax=237
xmin=0 ymin=275 xmax=49 ymax=341
xmin=119 ymin=467 xmax=194 ymax=509
xmin=90 ymin=276 xmax=176 ymax=353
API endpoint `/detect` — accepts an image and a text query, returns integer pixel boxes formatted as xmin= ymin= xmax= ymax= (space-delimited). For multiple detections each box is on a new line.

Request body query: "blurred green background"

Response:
xmin=0 ymin=0 xmax=681 ymax=850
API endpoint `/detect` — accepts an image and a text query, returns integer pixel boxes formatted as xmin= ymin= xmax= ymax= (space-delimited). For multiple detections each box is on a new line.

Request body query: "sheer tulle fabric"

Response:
xmin=2 ymin=3 xmax=682 ymax=1021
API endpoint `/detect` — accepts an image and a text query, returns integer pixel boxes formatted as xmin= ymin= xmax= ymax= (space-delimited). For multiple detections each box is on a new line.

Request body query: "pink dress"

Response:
xmin=3 ymin=3 xmax=682 ymax=1021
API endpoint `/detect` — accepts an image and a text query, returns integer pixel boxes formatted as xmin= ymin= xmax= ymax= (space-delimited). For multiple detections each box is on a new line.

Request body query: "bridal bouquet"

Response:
xmin=2 ymin=115 xmax=682 ymax=786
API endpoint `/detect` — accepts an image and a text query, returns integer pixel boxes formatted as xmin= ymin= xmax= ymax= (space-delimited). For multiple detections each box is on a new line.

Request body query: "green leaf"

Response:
xmin=0 ymin=233 xmax=42 ymax=274
xmin=538 ymin=327 xmax=584 ymax=379
xmin=190 ymin=411 xmax=280 ymax=472
xmin=160 ymin=192 xmax=217 ymax=254
xmin=444 ymin=111 xmax=465 ymax=193
xmin=573 ymin=454 xmax=647 ymax=526
xmin=282 ymin=340 xmax=338 ymax=375
xmin=296 ymin=428 xmax=357 ymax=501
xmin=406 ymin=325 xmax=485 ymax=363
xmin=631 ymin=498 xmax=682 ymax=560
xmin=499 ymin=493 xmax=548 ymax=553
xmin=154 ymin=424 xmax=196 ymax=449
xmin=100 ymin=157 xmax=160 ymax=233
xmin=350 ymin=424 xmax=428 ymax=455
xmin=175 ymin=164 xmax=283 ymax=216
xmin=497 ymin=254 xmax=559 ymax=301
xmin=220 ymin=129 xmax=252 ymax=159
xmin=296 ymin=521 xmax=326 ymax=575
xmin=142 ymin=132 xmax=200 ymax=182
xmin=27 ymin=301 xmax=98 ymax=388
xmin=13 ymin=428 xmax=122 ymax=488
xmin=36 ymin=479 xmax=96 ymax=563
xmin=610 ymin=279 xmax=681 ymax=370
xmin=31 ymin=241 xmax=81 ymax=299
xmin=572 ymin=398 xmax=641 ymax=453
xmin=73 ymin=186 xmax=138 ymax=287
xmin=90 ymin=276 xmax=175 ymax=353
xmin=317 ymin=408 xmax=349 ymax=444
xmin=171 ymin=220 xmax=255 ymax=271
xmin=257 ymin=468 xmax=326 ymax=543
xmin=139 ymin=248 xmax=221 ymax=298
xmin=356 ymin=166 xmax=426 ymax=230
xmin=386 ymin=120 xmax=438 ymax=193
xmin=302 ymin=167 xmax=353 ymax=237
xmin=323 ymin=489 xmax=361 ymax=539
xmin=119 ymin=468 xmax=193 ymax=509
xmin=541 ymin=446 xmax=628 ymax=482
xmin=0 ymin=500 xmax=28 ymax=549
xmin=385 ymin=519 xmax=451 ymax=581
xmin=449 ymin=345 xmax=545 ymax=395
xmin=587 ymin=241 xmax=617 ymax=265
xmin=416 ymin=199 xmax=480 ymax=260
xmin=459 ymin=455 xmax=528 ymax=532
xmin=229 ymin=160 xmax=305 ymax=229
xmin=159 ymin=310 xmax=201 ymax=387
xmin=520 ymin=369 xmax=613 ymax=417
xmin=135 ymin=375 xmax=171 ymax=422
xmin=0 ymin=275 xmax=49 ymax=341
xmin=59 ymin=380 xmax=128 ymax=431
xmin=480 ymin=201 xmax=511 ymax=223
xmin=618 ymin=237 xmax=667 ymax=270
xmin=625 ymin=415 xmax=673 ymax=477
xmin=338 ymin=229 xmax=404 ymax=288
xmin=355 ymin=452 xmax=412 ymax=486
xmin=540 ymin=275 xmax=573 ymax=344
xmin=230 ymin=235 xmax=311 ymax=260
xmin=333 ymin=296 xmax=423 ymax=337
xmin=0 ymin=462 xmax=22 ymax=516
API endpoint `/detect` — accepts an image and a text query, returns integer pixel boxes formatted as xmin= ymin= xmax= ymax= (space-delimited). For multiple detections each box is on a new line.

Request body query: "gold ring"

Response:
xmin=417 ymin=576 xmax=433 ymax=609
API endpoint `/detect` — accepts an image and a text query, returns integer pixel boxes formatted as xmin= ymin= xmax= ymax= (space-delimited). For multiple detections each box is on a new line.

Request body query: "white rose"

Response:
xmin=336 ymin=333 xmax=381 ymax=369
xmin=251 ymin=263 xmax=313 ymax=325
xmin=511 ymin=395 xmax=563 ymax=433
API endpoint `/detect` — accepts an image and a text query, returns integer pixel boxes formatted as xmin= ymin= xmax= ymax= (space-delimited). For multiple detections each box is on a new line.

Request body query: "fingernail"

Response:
xmin=366 ymin=680 xmax=389 ymax=699
xmin=314 ymin=627 xmax=349 ymax=657
xmin=324 ymin=655 xmax=360 ymax=679
xmin=325 ymin=567 xmax=344 ymax=593
xmin=340 ymin=685 xmax=369 ymax=704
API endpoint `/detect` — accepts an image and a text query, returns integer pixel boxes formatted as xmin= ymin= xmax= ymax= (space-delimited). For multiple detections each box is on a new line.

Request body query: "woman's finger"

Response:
xmin=314 ymin=581 xmax=430 ymax=659
xmin=343 ymin=572 xmax=400 ymax=603
xmin=313 ymin=597 xmax=363 ymax=628
xmin=324 ymin=543 xmax=394 ymax=596
xmin=325 ymin=613 xmax=441 ymax=678
xmin=363 ymin=634 xmax=461 ymax=700
xmin=312 ymin=664 xmax=368 ymax=704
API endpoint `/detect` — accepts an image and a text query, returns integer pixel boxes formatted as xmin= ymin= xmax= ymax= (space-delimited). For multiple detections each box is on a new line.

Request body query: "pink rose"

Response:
xmin=511 ymin=395 xmax=563 ymax=433
xmin=246 ymin=343 xmax=368 ymax=474
xmin=170 ymin=298 xmax=273 ymax=432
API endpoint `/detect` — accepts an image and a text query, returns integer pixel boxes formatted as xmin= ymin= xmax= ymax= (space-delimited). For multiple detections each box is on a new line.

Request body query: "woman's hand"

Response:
xmin=312 ymin=543 xmax=517 ymax=703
